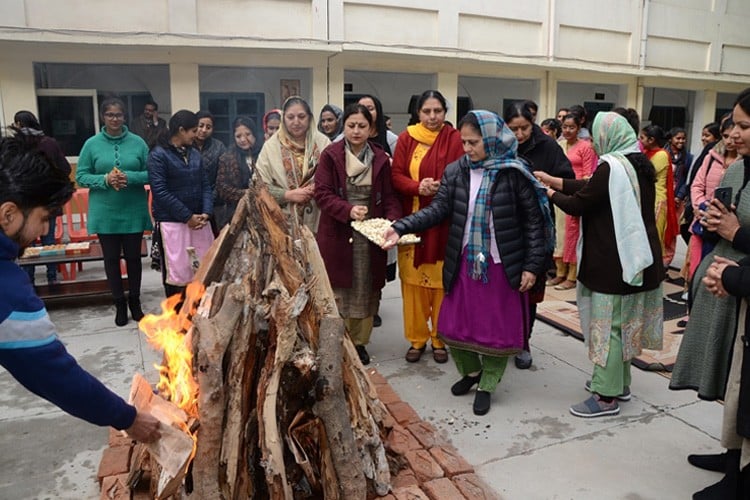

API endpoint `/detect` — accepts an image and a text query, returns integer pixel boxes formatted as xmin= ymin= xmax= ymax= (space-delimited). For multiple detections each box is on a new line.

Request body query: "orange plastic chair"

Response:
xmin=62 ymin=189 xmax=98 ymax=280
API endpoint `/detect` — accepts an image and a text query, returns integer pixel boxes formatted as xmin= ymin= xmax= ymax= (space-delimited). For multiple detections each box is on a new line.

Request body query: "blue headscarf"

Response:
xmin=466 ymin=110 xmax=554 ymax=282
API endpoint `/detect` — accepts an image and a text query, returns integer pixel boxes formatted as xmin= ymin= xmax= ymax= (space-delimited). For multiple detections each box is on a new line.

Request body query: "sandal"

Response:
xmin=554 ymin=280 xmax=576 ymax=290
xmin=432 ymin=347 xmax=449 ymax=363
xmin=405 ymin=345 xmax=426 ymax=363
xmin=546 ymin=276 xmax=565 ymax=287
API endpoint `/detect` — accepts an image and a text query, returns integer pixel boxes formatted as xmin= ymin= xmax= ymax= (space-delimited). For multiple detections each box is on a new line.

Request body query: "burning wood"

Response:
xmin=134 ymin=181 xmax=398 ymax=499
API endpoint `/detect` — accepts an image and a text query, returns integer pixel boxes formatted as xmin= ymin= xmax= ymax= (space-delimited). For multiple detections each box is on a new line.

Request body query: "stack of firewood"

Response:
xmin=131 ymin=182 xmax=398 ymax=499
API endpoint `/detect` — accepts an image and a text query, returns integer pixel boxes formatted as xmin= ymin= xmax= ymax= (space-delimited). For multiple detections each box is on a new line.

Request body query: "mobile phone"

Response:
xmin=714 ymin=186 xmax=733 ymax=209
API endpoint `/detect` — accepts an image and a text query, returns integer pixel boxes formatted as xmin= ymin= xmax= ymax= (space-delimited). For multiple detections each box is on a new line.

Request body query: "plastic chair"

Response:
xmin=62 ymin=189 xmax=98 ymax=280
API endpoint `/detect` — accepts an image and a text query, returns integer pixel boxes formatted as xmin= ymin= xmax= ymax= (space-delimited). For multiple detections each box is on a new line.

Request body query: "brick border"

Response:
xmin=97 ymin=368 xmax=499 ymax=499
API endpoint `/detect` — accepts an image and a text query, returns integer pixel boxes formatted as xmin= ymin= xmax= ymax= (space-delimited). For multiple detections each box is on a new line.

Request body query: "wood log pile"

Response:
xmin=130 ymin=182 xmax=400 ymax=499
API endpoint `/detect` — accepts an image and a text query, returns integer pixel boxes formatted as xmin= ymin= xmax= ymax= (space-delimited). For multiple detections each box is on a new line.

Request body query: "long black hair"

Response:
xmin=231 ymin=115 xmax=263 ymax=161
xmin=358 ymin=95 xmax=391 ymax=155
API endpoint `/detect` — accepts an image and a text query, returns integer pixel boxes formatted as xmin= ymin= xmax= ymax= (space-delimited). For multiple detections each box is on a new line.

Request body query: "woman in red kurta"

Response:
xmin=314 ymin=104 xmax=401 ymax=365
xmin=553 ymin=112 xmax=598 ymax=290
xmin=391 ymin=90 xmax=464 ymax=364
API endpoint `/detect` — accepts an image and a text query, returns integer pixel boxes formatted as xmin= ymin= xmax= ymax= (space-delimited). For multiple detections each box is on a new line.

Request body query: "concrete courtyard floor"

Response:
xmin=0 ymin=255 xmax=726 ymax=499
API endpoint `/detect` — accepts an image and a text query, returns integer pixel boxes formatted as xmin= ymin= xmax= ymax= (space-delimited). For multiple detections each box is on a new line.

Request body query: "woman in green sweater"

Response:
xmin=76 ymin=97 xmax=152 ymax=326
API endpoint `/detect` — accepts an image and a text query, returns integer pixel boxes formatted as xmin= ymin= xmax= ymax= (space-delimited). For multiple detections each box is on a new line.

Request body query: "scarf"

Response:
xmin=407 ymin=122 xmax=440 ymax=147
xmin=591 ymin=112 xmax=652 ymax=285
xmin=465 ymin=110 xmax=553 ymax=282
xmin=344 ymin=140 xmax=373 ymax=186
xmin=317 ymin=104 xmax=344 ymax=140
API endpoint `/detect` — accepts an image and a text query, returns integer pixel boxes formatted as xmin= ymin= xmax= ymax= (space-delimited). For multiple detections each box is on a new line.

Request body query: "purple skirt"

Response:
xmin=437 ymin=253 xmax=527 ymax=356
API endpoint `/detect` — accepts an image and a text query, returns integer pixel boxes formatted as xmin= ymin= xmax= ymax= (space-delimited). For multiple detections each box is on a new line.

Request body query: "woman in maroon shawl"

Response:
xmin=391 ymin=90 xmax=464 ymax=363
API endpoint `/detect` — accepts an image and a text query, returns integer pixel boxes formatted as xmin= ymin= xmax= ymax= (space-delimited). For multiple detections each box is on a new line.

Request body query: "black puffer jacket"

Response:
xmin=392 ymin=156 xmax=547 ymax=292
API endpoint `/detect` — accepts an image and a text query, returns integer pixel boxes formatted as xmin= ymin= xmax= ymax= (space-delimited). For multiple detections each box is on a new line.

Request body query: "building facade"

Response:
xmin=0 ymin=0 xmax=748 ymax=155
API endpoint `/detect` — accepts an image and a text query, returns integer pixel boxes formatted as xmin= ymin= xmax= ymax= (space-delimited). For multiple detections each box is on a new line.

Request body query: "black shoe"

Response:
xmin=451 ymin=372 xmax=482 ymax=396
xmin=356 ymin=345 xmax=370 ymax=365
xmin=128 ymin=295 xmax=145 ymax=322
xmin=373 ymin=314 xmax=382 ymax=328
xmin=688 ymin=452 xmax=728 ymax=473
xmin=473 ymin=390 xmax=491 ymax=415
xmin=114 ymin=298 xmax=129 ymax=327
xmin=515 ymin=350 xmax=532 ymax=369
xmin=693 ymin=450 xmax=740 ymax=500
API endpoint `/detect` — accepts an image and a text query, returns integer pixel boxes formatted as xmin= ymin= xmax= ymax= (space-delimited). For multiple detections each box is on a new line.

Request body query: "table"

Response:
xmin=19 ymin=240 xmax=148 ymax=300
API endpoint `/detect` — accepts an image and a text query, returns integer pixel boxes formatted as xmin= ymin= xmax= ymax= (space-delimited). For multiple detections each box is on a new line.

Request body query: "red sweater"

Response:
xmin=391 ymin=126 xmax=464 ymax=267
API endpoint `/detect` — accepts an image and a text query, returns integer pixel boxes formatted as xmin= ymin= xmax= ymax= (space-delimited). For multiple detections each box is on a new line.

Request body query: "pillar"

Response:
xmin=169 ymin=63 xmax=200 ymax=112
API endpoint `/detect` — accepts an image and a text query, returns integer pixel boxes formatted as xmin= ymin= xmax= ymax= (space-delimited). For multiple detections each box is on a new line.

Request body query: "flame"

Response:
xmin=138 ymin=282 xmax=206 ymax=465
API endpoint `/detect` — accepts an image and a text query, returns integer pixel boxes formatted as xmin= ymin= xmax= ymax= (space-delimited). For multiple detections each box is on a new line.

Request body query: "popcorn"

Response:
xmin=351 ymin=218 xmax=421 ymax=246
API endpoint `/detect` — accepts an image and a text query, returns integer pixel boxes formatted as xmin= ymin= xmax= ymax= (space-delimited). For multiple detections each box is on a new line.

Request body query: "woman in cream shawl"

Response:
xmin=256 ymin=96 xmax=330 ymax=232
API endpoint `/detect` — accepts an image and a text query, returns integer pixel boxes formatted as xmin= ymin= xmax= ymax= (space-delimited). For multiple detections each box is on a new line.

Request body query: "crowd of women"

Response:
xmin=17 ymin=85 xmax=750 ymax=496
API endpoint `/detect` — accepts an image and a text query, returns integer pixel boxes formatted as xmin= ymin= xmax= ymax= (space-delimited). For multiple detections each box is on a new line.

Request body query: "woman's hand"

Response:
xmin=703 ymin=255 xmax=738 ymax=298
xmin=187 ymin=214 xmax=207 ymax=229
xmin=350 ymin=205 xmax=368 ymax=221
xmin=418 ymin=177 xmax=440 ymax=197
xmin=701 ymin=199 xmax=740 ymax=241
xmin=382 ymin=227 xmax=400 ymax=250
xmin=106 ymin=171 xmax=128 ymax=190
xmin=285 ymin=185 xmax=315 ymax=204
xmin=534 ymin=171 xmax=552 ymax=187
xmin=519 ymin=271 xmax=537 ymax=293
xmin=125 ymin=410 xmax=161 ymax=443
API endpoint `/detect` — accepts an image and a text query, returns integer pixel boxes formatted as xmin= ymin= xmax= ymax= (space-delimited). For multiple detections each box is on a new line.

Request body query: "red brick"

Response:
xmin=387 ymin=401 xmax=421 ymax=425
xmin=452 ymin=473 xmax=501 ymax=500
xmin=407 ymin=421 xmax=444 ymax=449
xmin=404 ymin=449 xmax=444 ymax=483
xmin=367 ymin=368 xmax=388 ymax=385
xmin=376 ymin=383 xmax=402 ymax=405
xmin=423 ymin=477 xmax=465 ymax=500
xmin=429 ymin=446 xmax=474 ymax=477
xmin=381 ymin=411 xmax=397 ymax=429
xmin=97 ymin=446 xmax=132 ymax=483
xmin=386 ymin=425 xmax=423 ymax=455
xmin=392 ymin=467 xmax=419 ymax=489
xmin=108 ymin=428 xmax=134 ymax=447
xmin=392 ymin=485 xmax=430 ymax=500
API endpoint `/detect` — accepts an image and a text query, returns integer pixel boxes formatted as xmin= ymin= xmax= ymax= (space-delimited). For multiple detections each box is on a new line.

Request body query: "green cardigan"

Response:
xmin=76 ymin=126 xmax=152 ymax=235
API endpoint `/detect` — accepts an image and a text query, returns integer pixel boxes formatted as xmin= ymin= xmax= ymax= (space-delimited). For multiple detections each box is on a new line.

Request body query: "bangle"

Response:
xmin=104 ymin=173 xmax=110 ymax=187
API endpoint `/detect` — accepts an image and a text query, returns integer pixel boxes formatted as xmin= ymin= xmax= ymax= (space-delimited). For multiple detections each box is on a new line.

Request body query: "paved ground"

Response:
xmin=0 ymin=248 xmax=726 ymax=499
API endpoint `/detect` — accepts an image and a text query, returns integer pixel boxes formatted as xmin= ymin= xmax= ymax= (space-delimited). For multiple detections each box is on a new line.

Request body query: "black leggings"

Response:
xmin=98 ymin=232 xmax=144 ymax=300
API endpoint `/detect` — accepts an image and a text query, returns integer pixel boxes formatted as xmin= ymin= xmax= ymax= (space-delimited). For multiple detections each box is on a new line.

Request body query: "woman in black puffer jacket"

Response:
xmin=383 ymin=110 xmax=549 ymax=416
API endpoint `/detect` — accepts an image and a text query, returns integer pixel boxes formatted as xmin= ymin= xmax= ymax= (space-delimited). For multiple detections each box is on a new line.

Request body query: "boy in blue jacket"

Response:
xmin=0 ymin=135 xmax=159 ymax=443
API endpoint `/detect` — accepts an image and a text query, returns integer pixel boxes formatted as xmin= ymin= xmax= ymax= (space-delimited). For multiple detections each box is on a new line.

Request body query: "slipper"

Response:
xmin=546 ymin=276 xmax=565 ymax=287
xmin=432 ymin=347 xmax=449 ymax=363
xmin=554 ymin=280 xmax=576 ymax=290
xmin=405 ymin=345 xmax=426 ymax=363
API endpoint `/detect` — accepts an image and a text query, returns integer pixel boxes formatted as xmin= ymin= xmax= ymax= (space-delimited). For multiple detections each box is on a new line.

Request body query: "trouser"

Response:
xmin=523 ymin=302 xmax=537 ymax=351
xmin=555 ymin=259 xmax=577 ymax=281
xmin=590 ymin=295 xmax=632 ymax=397
xmin=98 ymin=232 xmax=144 ymax=301
xmin=452 ymin=347 xmax=510 ymax=392
xmin=22 ymin=216 xmax=58 ymax=283
xmin=401 ymin=282 xmax=445 ymax=349
xmin=345 ymin=317 xmax=374 ymax=346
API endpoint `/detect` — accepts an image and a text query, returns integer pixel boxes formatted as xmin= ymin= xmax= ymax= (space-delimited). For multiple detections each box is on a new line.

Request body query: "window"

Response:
xmin=648 ymin=106 xmax=687 ymax=130
xmin=36 ymin=89 xmax=99 ymax=157
xmin=200 ymin=92 xmax=265 ymax=147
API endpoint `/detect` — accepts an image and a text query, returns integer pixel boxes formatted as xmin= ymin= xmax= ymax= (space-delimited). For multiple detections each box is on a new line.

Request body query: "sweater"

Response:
xmin=518 ymin=125 xmax=574 ymax=179
xmin=550 ymin=155 xmax=664 ymax=295
xmin=0 ymin=232 xmax=136 ymax=430
xmin=75 ymin=127 xmax=152 ymax=235
xmin=392 ymin=156 xmax=547 ymax=293
xmin=149 ymin=144 xmax=213 ymax=223
xmin=314 ymin=141 xmax=402 ymax=290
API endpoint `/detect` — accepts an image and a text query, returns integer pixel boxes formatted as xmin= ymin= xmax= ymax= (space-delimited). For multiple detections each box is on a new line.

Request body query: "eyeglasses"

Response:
xmin=104 ymin=113 xmax=124 ymax=119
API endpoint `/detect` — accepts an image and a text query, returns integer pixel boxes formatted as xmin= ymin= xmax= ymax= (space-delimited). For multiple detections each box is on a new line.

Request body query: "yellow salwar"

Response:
xmin=652 ymin=150 xmax=674 ymax=263
xmin=398 ymin=126 xmax=446 ymax=349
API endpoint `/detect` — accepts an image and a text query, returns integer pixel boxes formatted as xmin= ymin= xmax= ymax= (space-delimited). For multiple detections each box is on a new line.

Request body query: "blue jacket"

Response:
xmin=0 ymin=232 xmax=136 ymax=430
xmin=149 ymin=144 xmax=213 ymax=223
